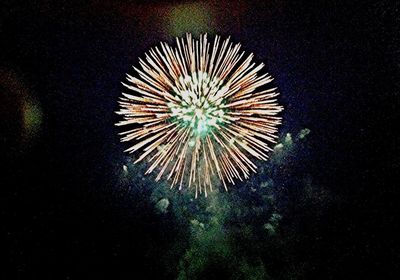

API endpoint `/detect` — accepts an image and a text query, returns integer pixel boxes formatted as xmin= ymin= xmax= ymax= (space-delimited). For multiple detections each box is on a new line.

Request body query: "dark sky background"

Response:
xmin=1 ymin=1 xmax=399 ymax=279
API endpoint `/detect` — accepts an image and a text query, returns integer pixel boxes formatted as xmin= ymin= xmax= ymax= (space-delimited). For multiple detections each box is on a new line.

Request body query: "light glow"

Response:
xmin=116 ymin=34 xmax=283 ymax=197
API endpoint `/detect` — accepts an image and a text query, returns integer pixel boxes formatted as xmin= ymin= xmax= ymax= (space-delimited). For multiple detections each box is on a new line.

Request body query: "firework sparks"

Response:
xmin=116 ymin=34 xmax=283 ymax=197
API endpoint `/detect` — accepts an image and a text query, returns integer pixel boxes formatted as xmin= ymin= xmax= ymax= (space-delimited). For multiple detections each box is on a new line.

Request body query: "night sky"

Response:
xmin=2 ymin=1 xmax=399 ymax=279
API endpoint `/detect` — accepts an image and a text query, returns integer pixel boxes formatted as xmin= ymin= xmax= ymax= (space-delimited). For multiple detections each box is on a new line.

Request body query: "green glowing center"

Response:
xmin=168 ymin=71 xmax=227 ymax=137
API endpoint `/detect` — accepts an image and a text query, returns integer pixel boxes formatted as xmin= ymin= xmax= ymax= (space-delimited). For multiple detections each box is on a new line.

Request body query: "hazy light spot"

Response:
xmin=273 ymin=143 xmax=284 ymax=151
xmin=284 ymin=133 xmax=293 ymax=146
xmin=260 ymin=179 xmax=273 ymax=188
xmin=21 ymin=96 xmax=42 ymax=145
xmin=155 ymin=198 xmax=170 ymax=213
xmin=190 ymin=219 xmax=205 ymax=229
xmin=298 ymin=128 xmax=311 ymax=139
xmin=122 ymin=165 xmax=128 ymax=176
xmin=263 ymin=223 xmax=275 ymax=235
xmin=167 ymin=3 xmax=212 ymax=36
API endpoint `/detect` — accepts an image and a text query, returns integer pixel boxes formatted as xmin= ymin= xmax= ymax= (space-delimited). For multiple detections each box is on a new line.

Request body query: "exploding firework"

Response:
xmin=116 ymin=34 xmax=283 ymax=197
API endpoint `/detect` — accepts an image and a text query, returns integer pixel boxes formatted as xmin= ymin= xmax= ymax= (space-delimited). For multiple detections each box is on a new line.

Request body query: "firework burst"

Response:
xmin=116 ymin=34 xmax=283 ymax=197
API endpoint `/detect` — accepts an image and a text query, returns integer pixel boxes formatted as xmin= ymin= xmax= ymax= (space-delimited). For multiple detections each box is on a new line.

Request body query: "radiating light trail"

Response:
xmin=116 ymin=34 xmax=283 ymax=197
